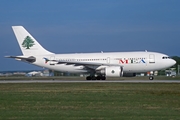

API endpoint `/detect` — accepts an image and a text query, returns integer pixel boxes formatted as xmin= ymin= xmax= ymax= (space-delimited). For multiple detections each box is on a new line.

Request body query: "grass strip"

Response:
xmin=0 ymin=83 xmax=180 ymax=120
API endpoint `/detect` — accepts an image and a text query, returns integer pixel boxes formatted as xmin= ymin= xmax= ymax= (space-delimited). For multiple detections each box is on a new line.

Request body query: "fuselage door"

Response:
xmin=149 ymin=54 xmax=155 ymax=63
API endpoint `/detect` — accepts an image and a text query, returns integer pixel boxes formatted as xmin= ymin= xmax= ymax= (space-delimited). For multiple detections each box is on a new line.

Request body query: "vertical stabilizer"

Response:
xmin=12 ymin=26 xmax=54 ymax=56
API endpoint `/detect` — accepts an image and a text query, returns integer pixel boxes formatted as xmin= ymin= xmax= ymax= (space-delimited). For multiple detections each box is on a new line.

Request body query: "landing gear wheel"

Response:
xmin=86 ymin=76 xmax=91 ymax=80
xmin=91 ymin=76 xmax=96 ymax=80
xmin=149 ymin=76 xmax=154 ymax=80
xmin=86 ymin=75 xmax=106 ymax=80
xmin=101 ymin=76 xmax=106 ymax=80
xmin=96 ymin=76 xmax=101 ymax=80
xmin=86 ymin=76 xmax=97 ymax=80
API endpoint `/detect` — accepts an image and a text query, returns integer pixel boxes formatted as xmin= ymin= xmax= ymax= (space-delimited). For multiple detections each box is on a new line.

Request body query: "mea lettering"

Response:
xmin=119 ymin=59 xmax=145 ymax=64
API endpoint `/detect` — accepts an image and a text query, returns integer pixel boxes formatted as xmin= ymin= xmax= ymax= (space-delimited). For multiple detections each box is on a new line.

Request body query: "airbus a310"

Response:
xmin=6 ymin=26 xmax=176 ymax=80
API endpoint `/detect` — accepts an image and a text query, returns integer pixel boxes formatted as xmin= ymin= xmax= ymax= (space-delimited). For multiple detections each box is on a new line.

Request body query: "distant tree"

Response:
xmin=158 ymin=70 xmax=166 ymax=75
xmin=22 ymin=36 xmax=35 ymax=49
xmin=54 ymin=71 xmax=63 ymax=76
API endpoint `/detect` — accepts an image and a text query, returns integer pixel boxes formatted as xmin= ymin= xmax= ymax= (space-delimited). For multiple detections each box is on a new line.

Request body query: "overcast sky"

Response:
xmin=0 ymin=0 xmax=180 ymax=71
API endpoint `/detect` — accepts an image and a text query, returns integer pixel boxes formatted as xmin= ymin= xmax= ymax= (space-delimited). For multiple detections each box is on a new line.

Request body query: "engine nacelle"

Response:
xmin=98 ymin=66 xmax=123 ymax=77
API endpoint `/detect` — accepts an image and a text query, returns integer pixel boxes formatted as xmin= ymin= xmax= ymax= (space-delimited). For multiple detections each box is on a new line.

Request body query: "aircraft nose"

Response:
xmin=171 ymin=59 xmax=176 ymax=66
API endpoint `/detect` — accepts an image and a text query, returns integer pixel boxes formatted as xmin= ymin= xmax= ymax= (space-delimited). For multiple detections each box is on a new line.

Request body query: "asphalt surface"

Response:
xmin=0 ymin=80 xmax=180 ymax=83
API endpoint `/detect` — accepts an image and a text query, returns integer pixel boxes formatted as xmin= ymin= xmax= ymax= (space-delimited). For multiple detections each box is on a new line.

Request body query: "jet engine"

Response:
xmin=98 ymin=66 xmax=123 ymax=77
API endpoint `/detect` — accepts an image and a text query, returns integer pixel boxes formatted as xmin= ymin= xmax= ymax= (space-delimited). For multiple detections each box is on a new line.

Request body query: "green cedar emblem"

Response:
xmin=22 ymin=36 xmax=35 ymax=49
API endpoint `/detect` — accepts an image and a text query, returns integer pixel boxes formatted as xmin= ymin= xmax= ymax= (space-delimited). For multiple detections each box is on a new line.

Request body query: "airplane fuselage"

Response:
xmin=32 ymin=51 xmax=175 ymax=74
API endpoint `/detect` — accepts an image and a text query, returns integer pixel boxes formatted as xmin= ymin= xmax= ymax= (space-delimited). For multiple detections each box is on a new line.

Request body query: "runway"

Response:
xmin=0 ymin=80 xmax=180 ymax=83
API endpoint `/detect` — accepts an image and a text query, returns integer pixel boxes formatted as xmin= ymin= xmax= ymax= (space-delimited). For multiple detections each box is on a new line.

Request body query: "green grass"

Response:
xmin=0 ymin=83 xmax=180 ymax=120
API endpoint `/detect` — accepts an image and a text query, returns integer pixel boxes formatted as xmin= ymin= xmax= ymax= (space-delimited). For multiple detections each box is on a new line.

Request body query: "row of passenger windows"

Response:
xmin=115 ymin=58 xmax=146 ymax=60
xmin=58 ymin=59 xmax=107 ymax=61
xmin=127 ymin=58 xmax=146 ymax=60
xmin=76 ymin=59 xmax=107 ymax=61
xmin=57 ymin=57 xmax=170 ymax=61
xmin=57 ymin=58 xmax=146 ymax=61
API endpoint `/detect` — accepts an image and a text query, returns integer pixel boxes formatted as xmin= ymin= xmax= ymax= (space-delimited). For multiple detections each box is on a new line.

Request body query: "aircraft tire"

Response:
xmin=92 ymin=76 xmax=96 ymax=80
xmin=96 ymin=76 xmax=101 ymax=80
xmin=101 ymin=76 xmax=106 ymax=80
xmin=86 ymin=76 xmax=91 ymax=80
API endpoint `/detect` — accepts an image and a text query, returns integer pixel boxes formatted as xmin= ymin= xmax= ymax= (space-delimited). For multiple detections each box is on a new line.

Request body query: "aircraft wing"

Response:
xmin=56 ymin=60 xmax=121 ymax=71
xmin=57 ymin=61 xmax=103 ymax=66
xmin=46 ymin=58 xmax=121 ymax=67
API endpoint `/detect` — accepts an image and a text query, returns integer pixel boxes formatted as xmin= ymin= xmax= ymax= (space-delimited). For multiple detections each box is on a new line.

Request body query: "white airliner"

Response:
xmin=6 ymin=26 xmax=176 ymax=80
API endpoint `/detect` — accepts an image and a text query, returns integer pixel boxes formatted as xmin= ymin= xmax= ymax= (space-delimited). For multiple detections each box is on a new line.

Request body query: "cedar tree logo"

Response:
xmin=22 ymin=36 xmax=35 ymax=49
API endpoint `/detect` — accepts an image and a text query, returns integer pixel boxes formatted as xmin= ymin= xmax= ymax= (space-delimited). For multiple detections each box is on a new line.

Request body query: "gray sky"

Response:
xmin=0 ymin=0 xmax=180 ymax=71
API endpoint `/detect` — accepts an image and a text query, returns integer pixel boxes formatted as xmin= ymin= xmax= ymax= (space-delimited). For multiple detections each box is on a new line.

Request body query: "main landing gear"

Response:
xmin=86 ymin=76 xmax=106 ymax=80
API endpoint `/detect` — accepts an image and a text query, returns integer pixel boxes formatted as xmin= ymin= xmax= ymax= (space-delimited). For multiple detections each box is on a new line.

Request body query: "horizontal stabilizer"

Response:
xmin=5 ymin=56 xmax=36 ymax=63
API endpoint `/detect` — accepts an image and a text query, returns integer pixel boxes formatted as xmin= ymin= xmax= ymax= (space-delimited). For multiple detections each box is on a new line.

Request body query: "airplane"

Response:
xmin=26 ymin=71 xmax=43 ymax=77
xmin=6 ymin=26 xmax=176 ymax=80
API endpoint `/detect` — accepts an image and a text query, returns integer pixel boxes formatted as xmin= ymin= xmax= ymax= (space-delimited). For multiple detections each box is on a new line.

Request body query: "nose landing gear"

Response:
xmin=148 ymin=71 xmax=154 ymax=80
xmin=149 ymin=76 xmax=154 ymax=80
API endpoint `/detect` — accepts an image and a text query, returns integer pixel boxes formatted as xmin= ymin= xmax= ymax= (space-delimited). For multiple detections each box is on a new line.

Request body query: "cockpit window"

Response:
xmin=162 ymin=56 xmax=171 ymax=59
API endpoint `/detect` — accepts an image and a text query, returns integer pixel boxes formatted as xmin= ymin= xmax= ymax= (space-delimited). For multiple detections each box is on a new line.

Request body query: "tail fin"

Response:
xmin=12 ymin=26 xmax=54 ymax=56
